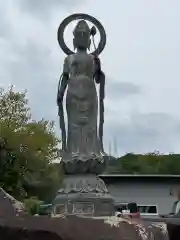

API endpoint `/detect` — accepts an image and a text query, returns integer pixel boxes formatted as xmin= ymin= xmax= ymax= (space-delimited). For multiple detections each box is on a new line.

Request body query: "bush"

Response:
xmin=24 ymin=197 xmax=42 ymax=215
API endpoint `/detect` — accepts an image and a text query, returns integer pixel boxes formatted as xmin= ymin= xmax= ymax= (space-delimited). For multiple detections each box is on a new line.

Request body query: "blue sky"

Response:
xmin=1 ymin=0 xmax=180 ymax=156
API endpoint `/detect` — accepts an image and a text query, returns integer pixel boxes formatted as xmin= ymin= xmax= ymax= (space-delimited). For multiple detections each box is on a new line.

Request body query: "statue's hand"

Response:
xmin=94 ymin=56 xmax=101 ymax=71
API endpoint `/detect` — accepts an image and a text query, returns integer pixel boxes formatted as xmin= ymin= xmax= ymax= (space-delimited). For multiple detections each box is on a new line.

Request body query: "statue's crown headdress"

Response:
xmin=73 ymin=20 xmax=90 ymax=37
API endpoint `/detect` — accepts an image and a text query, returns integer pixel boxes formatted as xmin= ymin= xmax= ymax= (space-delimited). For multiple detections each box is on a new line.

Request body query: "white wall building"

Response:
xmin=99 ymin=174 xmax=180 ymax=215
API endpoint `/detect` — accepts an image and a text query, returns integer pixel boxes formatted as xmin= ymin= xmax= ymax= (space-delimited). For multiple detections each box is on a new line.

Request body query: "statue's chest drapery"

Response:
xmin=66 ymin=54 xmax=97 ymax=121
xmin=67 ymin=75 xmax=96 ymax=99
xmin=67 ymin=53 xmax=96 ymax=100
xmin=66 ymin=75 xmax=97 ymax=121
xmin=68 ymin=53 xmax=95 ymax=78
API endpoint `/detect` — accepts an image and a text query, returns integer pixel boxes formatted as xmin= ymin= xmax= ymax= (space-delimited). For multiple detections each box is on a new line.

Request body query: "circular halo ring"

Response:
xmin=57 ymin=13 xmax=106 ymax=56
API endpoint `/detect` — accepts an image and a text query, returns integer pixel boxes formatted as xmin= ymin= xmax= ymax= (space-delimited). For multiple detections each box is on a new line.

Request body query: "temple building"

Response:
xmin=99 ymin=174 xmax=180 ymax=216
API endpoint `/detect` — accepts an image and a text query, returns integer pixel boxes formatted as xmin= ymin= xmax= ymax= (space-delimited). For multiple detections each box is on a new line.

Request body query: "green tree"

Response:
xmin=0 ymin=86 xmax=31 ymax=127
xmin=0 ymin=86 xmax=62 ymax=201
xmin=105 ymin=152 xmax=180 ymax=175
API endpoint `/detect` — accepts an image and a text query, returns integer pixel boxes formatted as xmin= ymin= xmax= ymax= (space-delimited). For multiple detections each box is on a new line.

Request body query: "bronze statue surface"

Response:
xmin=55 ymin=13 xmax=114 ymax=216
xmin=57 ymin=14 xmax=106 ymax=174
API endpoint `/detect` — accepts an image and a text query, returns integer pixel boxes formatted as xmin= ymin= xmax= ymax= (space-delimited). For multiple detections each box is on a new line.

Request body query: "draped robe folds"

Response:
xmin=62 ymin=52 xmax=102 ymax=160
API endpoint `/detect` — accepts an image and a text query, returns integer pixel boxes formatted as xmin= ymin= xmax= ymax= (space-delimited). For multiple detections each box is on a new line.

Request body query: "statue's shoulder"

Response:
xmin=89 ymin=54 xmax=95 ymax=60
xmin=64 ymin=54 xmax=74 ymax=65
xmin=86 ymin=54 xmax=95 ymax=64
xmin=65 ymin=54 xmax=71 ymax=61
xmin=88 ymin=54 xmax=100 ymax=63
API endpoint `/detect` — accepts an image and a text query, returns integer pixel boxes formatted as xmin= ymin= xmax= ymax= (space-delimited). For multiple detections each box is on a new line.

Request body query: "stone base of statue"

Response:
xmin=53 ymin=174 xmax=114 ymax=216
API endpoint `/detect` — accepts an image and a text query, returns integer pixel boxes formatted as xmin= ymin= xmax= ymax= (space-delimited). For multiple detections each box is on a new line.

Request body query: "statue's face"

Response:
xmin=74 ymin=33 xmax=90 ymax=50
xmin=73 ymin=20 xmax=91 ymax=50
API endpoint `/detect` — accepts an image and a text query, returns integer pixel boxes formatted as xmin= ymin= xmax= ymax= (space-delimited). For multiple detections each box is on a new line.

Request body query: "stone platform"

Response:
xmin=52 ymin=175 xmax=114 ymax=216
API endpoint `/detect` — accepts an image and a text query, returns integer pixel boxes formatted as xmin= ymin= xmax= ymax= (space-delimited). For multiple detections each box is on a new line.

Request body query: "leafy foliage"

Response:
xmin=24 ymin=197 xmax=42 ymax=215
xmin=0 ymin=86 xmax=62 ymax=201
xmin=0 ymin=86 xmax=31 ymax=126
xmin=105 ymin=152 xmax=180 ymax=174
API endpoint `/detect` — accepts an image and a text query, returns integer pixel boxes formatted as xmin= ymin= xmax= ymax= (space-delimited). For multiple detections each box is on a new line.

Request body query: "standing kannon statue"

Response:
xmin=57 ymin=14 xmax=107 ymax=174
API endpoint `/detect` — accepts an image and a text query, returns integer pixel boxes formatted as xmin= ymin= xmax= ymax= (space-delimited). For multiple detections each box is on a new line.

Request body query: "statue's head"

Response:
xmin=73 ymin=20 xmax=91 ymax=51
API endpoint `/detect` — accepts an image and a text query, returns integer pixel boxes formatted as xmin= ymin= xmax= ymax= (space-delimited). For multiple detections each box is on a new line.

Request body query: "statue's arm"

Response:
xmin=93 ymin=55 xmax=105 ymax=152
xmin=57 ymin=57 xmax=69 ymax=105
xmin=93 ymin=56 xmax=104 ymax=84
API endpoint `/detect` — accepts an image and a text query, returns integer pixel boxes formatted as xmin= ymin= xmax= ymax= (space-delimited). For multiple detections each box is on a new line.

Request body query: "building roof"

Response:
xmin=99 ymin=174 xmax=180 ymax=183
xmin=100 ymin=174 xmax=180 ymax=178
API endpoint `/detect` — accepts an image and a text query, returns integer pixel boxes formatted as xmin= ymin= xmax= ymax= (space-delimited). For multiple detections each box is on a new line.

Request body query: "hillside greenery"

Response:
xmin=105 ymin=152 xmax=180 ymax=174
